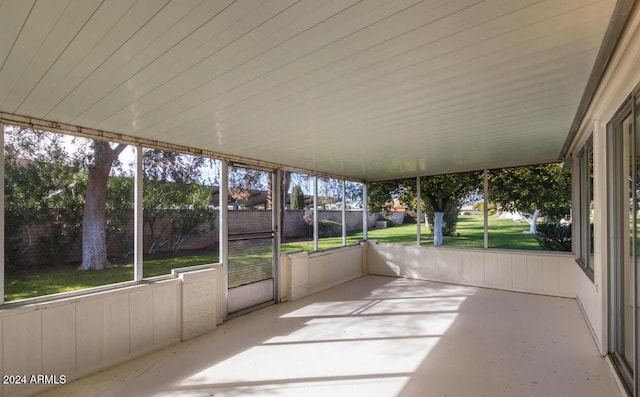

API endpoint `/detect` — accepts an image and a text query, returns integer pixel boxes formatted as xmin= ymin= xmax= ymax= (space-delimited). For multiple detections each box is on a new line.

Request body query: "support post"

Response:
xmin=134 ymin=146 xmax=143 ymax=281
xmin=416 ymin=177 xmax=421 ymax=246
xmin=342 ymin=180 xmax=346 ymax=246
xmin=220 ymin=160 xmax=229 ymax=318
xmin=313 ymin=176 xmax=319 ymax=251
xmin=0 ymin=124 xmax=4 ymax=304
xmin=273 ymin=170 xmax=281 ymax=301
xmin=362 ymin=183 xmax=368 ymax=241
xmin=484 ymin=169 xmax=489 ymax=249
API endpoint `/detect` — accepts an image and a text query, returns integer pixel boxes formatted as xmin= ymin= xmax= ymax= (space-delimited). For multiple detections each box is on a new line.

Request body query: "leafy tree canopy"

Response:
xmin=366 ymin=179 xmax=412 ymax=213
xmin=488 ymin=163 xmax=571 ymax=221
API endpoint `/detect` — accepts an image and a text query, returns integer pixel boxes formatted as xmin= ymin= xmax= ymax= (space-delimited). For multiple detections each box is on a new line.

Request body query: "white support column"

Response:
xmin=592 ymin=120 xmax=608 ymax=355
xmin=342 ymin=180 xmax=346 ymax=246
xmin=362 ymin=183 xmax=368 ymax=240
xmin=416 ymin=177 xmax=421 ymax=246
xmin=220 ymin=160 xmax=229 ymax=319
xmin=483 ymin=169 xmax=489 ymax=249
xmin=313 ymin=176 xmax=319 ymax=251
xmin=273 ymin=170 xmax=281 ymax=301
xmin=134 ymin=146 xmax=143 ymax=281
xmin=0 ymin=124 xmax=5 ymax=304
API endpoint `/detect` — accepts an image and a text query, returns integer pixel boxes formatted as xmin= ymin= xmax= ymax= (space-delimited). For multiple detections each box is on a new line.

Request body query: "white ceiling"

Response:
xmin=0 ymin=0 xmax=617 ymax=181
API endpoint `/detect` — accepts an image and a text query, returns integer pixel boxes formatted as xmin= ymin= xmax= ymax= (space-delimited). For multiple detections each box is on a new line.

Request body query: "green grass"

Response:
xmin=281 ymin=215 xmax=541 ymax=251
xmin=5 ymin=215 xmax=540 ymax=302
xmin=5 ymin=252 xmax=219 ymax=302
xmin=445 ymin=215 xmax=542 ymax=250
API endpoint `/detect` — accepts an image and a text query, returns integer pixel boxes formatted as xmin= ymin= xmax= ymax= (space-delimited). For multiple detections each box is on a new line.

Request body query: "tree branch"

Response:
xmin=112 ymin=143 xmax=128 ymax=157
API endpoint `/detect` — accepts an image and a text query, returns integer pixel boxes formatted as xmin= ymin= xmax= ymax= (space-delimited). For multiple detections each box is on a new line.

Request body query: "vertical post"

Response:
xmin=362 ymin=183 xmax=368 ymax=240
xmin=342 ymin=180 xmax=346 ymax=246
xmin=0 ymin=124 xmax=5 ymax=304
xmin=484 ymin=169 xmax=489 ymax=249
xmin=134 ymin=146 xmax=143 ymax=281
xmin=313 ymin=176 xmax=319 ymax=251
xmin=220 ymin=160 xmax=229 ymax=318
xmin=273 ymin=170 xmax=281 ymax=301
xmin=632 ymin=98 xmax=638 ymax=397
xmin=416 ymin=177 xmax=421 ymax=246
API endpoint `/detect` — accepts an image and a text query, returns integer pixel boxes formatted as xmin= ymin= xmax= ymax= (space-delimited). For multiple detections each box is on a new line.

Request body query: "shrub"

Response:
xmin=38 ymin=221 xmax=81 ymax=265
xmin=318 ymin=219 xmax=342 ymax=238
xmin=473 ymin=202 xmax=497 ymax=216
xmin=535 ymin=223 xmax=571 ymax=252
xmin=383 ymin=214 xmax=396 ymax=227
xmin=403 ymin=212 xmax=417 ymax=224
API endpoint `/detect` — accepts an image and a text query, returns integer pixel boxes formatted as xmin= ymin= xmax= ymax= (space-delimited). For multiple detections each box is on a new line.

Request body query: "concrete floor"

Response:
xmin=37 ymin=276 xmax=622 ymax=397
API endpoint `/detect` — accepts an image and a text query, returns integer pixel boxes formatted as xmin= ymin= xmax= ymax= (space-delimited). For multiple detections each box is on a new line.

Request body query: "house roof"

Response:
xmin=0 ymin=0 xmax=621 ymax=182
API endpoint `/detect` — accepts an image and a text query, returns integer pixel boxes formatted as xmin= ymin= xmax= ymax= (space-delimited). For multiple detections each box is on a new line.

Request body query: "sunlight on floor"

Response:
xmin=168 ymin=279 xmax=469 ymax=396
xmin=34 ymin=276 xmax=620 ymax=397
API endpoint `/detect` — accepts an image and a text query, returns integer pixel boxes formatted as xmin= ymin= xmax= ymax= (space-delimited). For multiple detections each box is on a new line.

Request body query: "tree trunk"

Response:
xmin=77 ymin=141 xmax=126 ymax=271
xmin=527 ymin=209 xmax=541 ymax=234
xmin=434 ymin=212 xmax=444 ymax=246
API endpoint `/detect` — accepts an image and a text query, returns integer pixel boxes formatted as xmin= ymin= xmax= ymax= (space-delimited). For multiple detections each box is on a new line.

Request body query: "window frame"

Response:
xmin=576 ymin=136 xmax=594 ymax=281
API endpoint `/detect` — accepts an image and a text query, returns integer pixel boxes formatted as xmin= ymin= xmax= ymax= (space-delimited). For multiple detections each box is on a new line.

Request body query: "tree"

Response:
xmin=318 ymin=177 xmax=343 ymax=209
xmin=4 ymin=128 xmax=86 ymax=268
xmin=77 ymin=140 xmax=127 ymax=271
xmin=228 ymin=166 xmax=265 ymax=209
xmin=345 ymin=181 xmax=364 ymax=209
xmin=290 ymin=185 xmax=305 ymax=210
xmin=372 ymin=174 xmax=481 ymax=246
xmin=366 ymin=179 xmax=410 ymax=213
xmin=418 ymin=172 xmax=482 ymax=246
xmin=4 ymin=128 xmax=222 ymax=270
xmin=488 ymin=164 xmax=571 ymax=234
xmin=105 ymin=175 xmax=134 ymax=259
xmin=168 ymin=183 xmax=216 ymax=252
xmin=142 ymin=149 xmax=216 ymax=254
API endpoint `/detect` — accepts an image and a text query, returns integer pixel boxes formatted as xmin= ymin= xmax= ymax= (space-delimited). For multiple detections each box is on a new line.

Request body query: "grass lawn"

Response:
xmin=5 ymin=252 xmax=220 ymax=302
xmin=5 ymin=215 xmax=541 ymax=302
xmin=282 ymin=215 xmax=540 ymax=251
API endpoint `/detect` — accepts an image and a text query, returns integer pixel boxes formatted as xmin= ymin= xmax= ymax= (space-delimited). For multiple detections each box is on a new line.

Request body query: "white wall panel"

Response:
xmin=526 ymin=255 xmax=544 ymax=292
xmin=129 ymin=288 xmax=154 ymax=354
xmin=180 ymin=268 xmax=218 ymax=340
xmin=3 ymin=311 xmax=42 ymax=397
xmin=567 ymin=4 xmax=640 ymax=356
xmin=289 ymin=252 xmax=310 ymax=301
xmin=0 ymin=271 xmax=221 ymax=395
xmin=288 ymin=246 xmax=363 ymax=301
xmin=228 ymin=279 xmax=273 ymax=314
xmin=542 ymin=256 xmax=561 ymax=295
xmin=42 ymin=304 xmax=76 ymax=376
xmin=512 ymin=256 xmax=529 ymax=291
xmin=152 ymin=282 xmax=181 ymax=345
xmin=446 ymin=250 xmax=460 ymax=282
xmin=368 ymin=243 xmax=576 ymax=298
xmin=470 ymin=252 xmax=485 ymax=284
xmin=435 ymin=249 xmax=447 ymax=280
xmin=497 ymin=254 xmax=513 ymax=289
xmin=279 ymin=252 xmax=292 ymax=302
xmin=484 ymin=253 xmax=498 ymax=287
xmin=75 ymin=298 xmax=105 ymax=370
xmin=104 ymin=294 xmax=131 ymax=363
xmin=577 ymin=269 xmax=603 ymax=352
